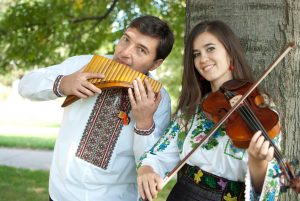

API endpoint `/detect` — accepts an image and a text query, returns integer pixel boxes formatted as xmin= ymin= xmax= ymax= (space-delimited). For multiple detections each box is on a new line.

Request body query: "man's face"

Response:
xmin=113 ymin=28 xmax=163 ymax=74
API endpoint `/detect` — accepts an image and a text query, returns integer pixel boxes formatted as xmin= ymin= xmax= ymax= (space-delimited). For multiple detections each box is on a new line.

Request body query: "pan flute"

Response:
xmin=61 ymin=55 xmax=163 ymax=107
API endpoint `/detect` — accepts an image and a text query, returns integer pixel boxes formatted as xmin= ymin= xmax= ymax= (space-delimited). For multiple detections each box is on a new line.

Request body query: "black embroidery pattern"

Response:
xmin=76 ymin=88 xmax=130 ymax=169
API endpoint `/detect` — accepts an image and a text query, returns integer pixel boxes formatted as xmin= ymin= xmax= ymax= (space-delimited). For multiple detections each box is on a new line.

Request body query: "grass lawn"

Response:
xmin=0 ymin=134 xmax=56 ymax=150
xmin=0 ymin=166 xmax=49 ymax=201
xmin=0 ymin=165 xmax=175 ymax=201
xmin=0 ymin=132 xmax=176 ymax=200
xmin=154 ymin=179 xmax=176 ymax=201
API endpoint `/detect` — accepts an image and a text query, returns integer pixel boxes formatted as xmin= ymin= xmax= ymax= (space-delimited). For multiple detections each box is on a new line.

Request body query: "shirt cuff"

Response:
xmin=53 ymin=75 xmax=65 ymax=97
xmin=134 ymin=122 xmax=156 ymax=136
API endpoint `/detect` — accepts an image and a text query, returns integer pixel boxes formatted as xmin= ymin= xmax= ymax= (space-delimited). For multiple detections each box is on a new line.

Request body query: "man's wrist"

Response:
xmin=136 ymin=119 xmax=154 ymax=130
xmin=53 ymin=75 xmax=65 ymax=97
xmin=134 ymin=122 xmax=155 ymax=136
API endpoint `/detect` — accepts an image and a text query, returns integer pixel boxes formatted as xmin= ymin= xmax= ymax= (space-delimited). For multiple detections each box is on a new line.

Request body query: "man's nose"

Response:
xmin=120 ymin=45 xmax=134 ymax=58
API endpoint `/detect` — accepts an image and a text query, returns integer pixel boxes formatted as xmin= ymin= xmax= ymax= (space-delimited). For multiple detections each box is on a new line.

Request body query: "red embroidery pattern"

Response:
xmin=76 ymin=88 xmax=130 ymax=169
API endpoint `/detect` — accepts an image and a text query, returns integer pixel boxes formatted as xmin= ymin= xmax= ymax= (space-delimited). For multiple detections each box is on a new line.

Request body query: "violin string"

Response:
xmin=224 ymin=90 xmax=292 ymax=180
xmin=239 ymin=102 xmax=292 ymax=180
xmin=226 ymin=91 xmax=285 ymax=165
xmin=236 ymin=98 xmax=294 ymax=180
xmin=240 ymin=102 xmax=283 ymax=159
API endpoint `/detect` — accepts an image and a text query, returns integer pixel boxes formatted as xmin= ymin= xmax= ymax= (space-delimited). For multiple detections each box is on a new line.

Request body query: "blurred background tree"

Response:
xmin=0 ymin=0 xmax=186 ymax=108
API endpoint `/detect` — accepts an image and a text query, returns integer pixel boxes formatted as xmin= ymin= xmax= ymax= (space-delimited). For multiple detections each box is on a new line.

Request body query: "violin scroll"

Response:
xmin=274 ymin=159 xmax=300 ymax=193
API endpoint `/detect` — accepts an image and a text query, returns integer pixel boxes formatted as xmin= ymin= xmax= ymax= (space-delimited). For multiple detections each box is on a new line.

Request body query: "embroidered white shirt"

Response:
xmin=138 ymin=108 xmax=281 ymax=201
xmin=18 ymin=55 xmax=171 ymax=201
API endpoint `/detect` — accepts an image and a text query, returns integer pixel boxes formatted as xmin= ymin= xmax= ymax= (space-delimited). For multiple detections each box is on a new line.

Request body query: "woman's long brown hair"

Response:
xmin=176 ymin=20 xmax=254 ymax=124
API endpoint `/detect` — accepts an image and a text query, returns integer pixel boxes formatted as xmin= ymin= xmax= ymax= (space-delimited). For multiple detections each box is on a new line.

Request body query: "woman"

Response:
xmin=137 ymin=20 xmax=281 ymax=201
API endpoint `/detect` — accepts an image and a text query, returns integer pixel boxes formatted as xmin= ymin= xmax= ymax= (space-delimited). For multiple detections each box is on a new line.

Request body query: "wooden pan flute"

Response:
xmin=61 ymin=55 xmax=163 ymax=107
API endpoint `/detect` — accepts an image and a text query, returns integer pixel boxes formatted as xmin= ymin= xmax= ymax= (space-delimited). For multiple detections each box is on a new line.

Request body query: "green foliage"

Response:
xmin=0 ymin=0 xmax=185 ymax=106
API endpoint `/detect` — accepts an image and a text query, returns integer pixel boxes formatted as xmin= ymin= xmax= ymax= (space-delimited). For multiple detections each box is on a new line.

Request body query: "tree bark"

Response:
xmin=186 ymin=0 xmax=300 ymax=200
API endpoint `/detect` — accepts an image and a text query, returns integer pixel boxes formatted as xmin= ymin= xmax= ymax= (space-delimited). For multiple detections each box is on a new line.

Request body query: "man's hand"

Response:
xmin=60 ymin=67 xmax=104 ymax=98
xmin=128 ymin=78 xmax=161 ymax=130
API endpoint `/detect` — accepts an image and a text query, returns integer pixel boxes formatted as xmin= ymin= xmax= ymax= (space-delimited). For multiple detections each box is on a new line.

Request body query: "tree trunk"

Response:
xmin=186 ymin=0 xmax=300 ymax=200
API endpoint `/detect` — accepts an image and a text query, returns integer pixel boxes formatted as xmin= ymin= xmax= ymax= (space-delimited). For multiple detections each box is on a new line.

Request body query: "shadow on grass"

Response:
xmin=0 ymin=166 xmax=49 ymax=201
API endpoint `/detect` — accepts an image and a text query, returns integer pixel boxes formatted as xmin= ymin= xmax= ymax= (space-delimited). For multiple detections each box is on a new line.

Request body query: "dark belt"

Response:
xmin=178 ymin=164 xmax=245 ymax=201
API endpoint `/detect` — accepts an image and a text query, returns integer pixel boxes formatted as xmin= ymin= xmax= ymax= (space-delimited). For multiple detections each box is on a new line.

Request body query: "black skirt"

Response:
xmin=166 ymin=165 xmax=245 ymax=201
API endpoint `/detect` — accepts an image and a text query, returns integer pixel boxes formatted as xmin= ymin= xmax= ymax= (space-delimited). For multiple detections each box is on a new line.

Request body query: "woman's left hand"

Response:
xmin=247 ymin=131 xmax=275 ymax=192
xmin=248 ymin=130 xmax=275 ymax=162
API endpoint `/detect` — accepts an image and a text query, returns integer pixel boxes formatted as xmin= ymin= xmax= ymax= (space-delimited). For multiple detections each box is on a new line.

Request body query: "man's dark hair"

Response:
xmin=128 ymin=15 xmax=174 ymax=60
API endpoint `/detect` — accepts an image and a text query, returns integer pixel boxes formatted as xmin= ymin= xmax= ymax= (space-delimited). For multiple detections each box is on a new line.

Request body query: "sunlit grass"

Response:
xmin=0 ymin=166 xmax=49 ymax=201
xmin=0 ymin=165 xmax=175 ymax=201
xmin=0 ymin=134 xmax=56 ymax=150
xmin=154 ymin=179 xmax=176 ymax=201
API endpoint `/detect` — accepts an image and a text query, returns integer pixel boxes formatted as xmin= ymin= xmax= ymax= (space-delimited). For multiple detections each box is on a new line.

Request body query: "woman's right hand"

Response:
xmin=137 ymin=165 xmax=163 ymax=201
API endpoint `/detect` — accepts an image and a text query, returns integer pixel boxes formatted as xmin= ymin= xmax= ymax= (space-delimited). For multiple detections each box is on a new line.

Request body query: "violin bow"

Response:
xmin=162 ymin=42 xmax=295 ymax=187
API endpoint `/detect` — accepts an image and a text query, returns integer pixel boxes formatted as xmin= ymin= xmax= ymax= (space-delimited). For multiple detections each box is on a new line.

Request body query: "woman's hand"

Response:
xmin=137 ymin=165 xmax=163 ymax=201
xmin=248 ymin=131 xmax=275 ymax=162
xmin=247 ymin=131 xmax=275 ymax=192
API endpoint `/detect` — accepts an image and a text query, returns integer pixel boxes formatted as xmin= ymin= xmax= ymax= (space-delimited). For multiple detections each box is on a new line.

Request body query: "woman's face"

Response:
xmin=193 ymin=32 xmax=233 ymax=91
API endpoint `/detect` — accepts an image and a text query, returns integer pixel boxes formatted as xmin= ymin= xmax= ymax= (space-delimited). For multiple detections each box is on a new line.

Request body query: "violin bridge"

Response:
xmin=229 ymin=94 xmax=243 ymax=107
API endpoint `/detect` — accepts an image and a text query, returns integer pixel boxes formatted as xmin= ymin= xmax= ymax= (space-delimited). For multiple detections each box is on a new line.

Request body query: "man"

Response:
xmin=18 ymin=15 xmax=174 ymax=201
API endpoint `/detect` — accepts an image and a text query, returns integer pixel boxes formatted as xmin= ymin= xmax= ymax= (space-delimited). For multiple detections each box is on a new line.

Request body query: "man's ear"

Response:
xmin=149 ymin=59 xmax=164 ymax=71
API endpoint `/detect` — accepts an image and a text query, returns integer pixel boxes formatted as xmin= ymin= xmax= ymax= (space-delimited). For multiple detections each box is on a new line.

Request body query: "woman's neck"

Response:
xmin=210 ymin=74 xmax=233 ymax=92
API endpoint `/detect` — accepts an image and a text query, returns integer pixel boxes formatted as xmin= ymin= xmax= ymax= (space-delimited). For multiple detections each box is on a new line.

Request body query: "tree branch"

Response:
xmin=69 ymin=0 xmax=119 ymax=24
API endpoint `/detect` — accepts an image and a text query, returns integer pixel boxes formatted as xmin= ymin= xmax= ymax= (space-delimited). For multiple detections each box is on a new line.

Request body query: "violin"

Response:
xmin=202 ymin=79 xmax=300 ymax=193
xmin=201 ymin=79 xmax=280 ymax=149
xmin=160 ymin=43 xmax=300 ymax=194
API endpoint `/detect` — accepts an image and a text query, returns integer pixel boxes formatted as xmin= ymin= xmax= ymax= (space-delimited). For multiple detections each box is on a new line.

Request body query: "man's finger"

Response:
xmin=133 ymin=80 xmax=142 ymax=102
xmin=128 ymin=88 xmax=137 ymax=107
xmin=145 ymin=79 xmax=155 ymax=100
xmin=85 ymin=72 xmax=105 ymax=80
xmin=74 ymin=90 xmax=89 ymax=99
xmin=78 ymin=85 xmax=95 ymax=98
xmin=154 ymin=92 xmax=161 ymax=106
xmin=82 ymin=81 xmax=102 ymax=94
xmin=136 ymin=78 xmax=147 ymax=100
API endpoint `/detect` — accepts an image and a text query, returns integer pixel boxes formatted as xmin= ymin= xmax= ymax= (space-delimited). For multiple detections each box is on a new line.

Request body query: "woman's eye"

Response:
xmin=207 ymin=46 xmax=215 ymax=52
xmin=193 ymin=52 xmax=200 ymax=58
